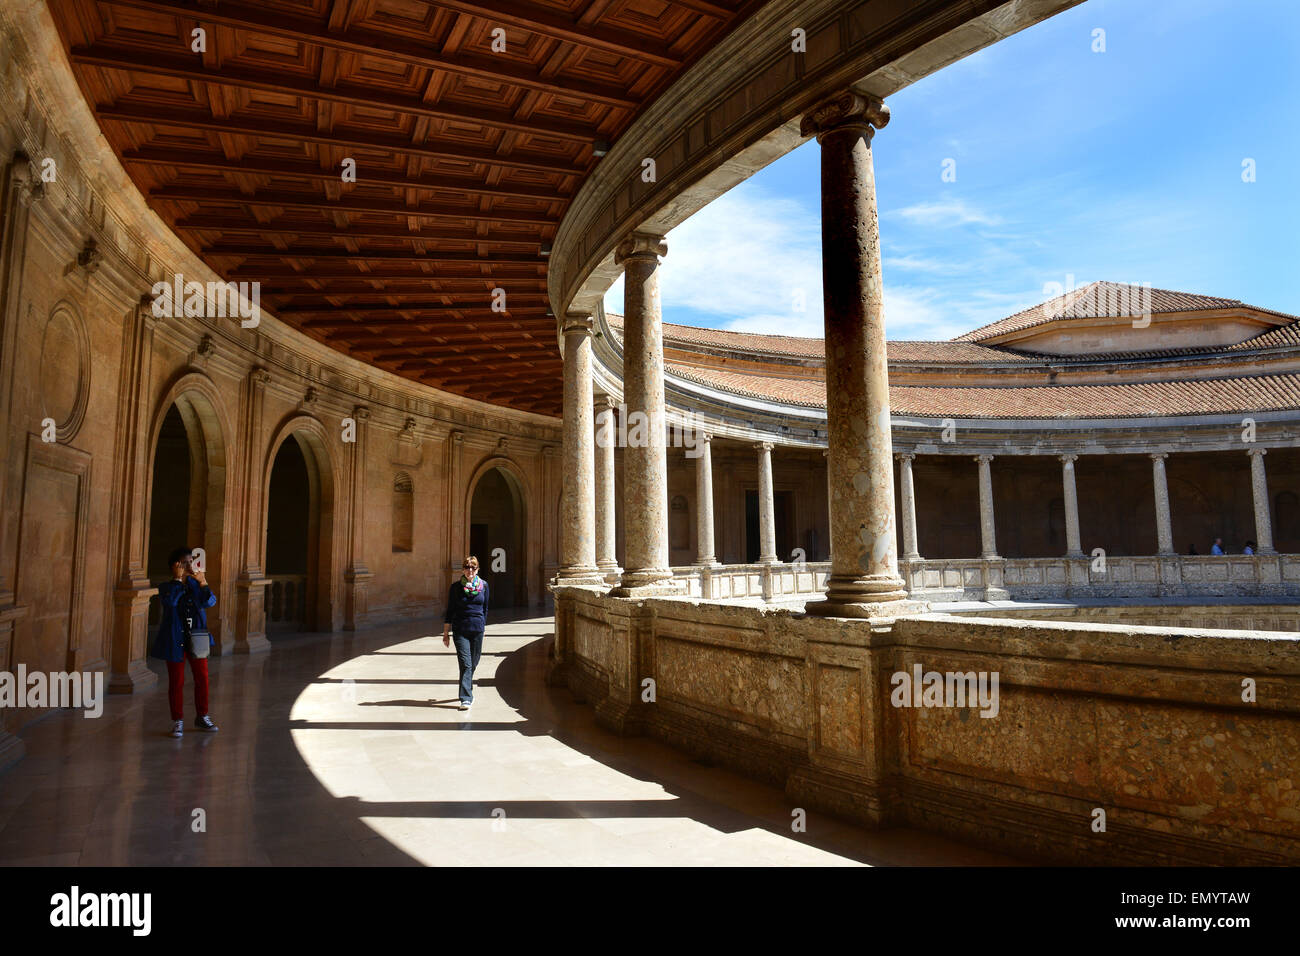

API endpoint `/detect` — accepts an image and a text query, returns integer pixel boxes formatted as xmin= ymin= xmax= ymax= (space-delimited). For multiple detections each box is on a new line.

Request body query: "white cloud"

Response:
xmin=599 ymin=184 xmax=1022 ymax=342
xmin=889 ymin=198 xmax=1001 ymax=227
xmin=603 ymin=182 xmax=823 ymax=329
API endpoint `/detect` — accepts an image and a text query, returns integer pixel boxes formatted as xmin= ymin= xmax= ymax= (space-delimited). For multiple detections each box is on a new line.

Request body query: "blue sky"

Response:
xmin=604 ymin=0 xmax=1300 ymax=340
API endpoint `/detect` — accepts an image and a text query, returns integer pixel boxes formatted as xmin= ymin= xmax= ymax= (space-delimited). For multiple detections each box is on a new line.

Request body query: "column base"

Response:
xmin=598 ymin=563 xmax=623 ymax=586
xmin=108 ymin=658 xmax=158 ymax=695
xmin=608 ymin=568 xmax=680 ymax=598
xmin=806 ymin=572 xmax=910 ymax=617
xmin=805 ymin=597 xmax=929 ymax=620
xmin=234 ymin=634 xmax=272 ymax=655
xmin=552 ymin=565 xmax=607 ymax=587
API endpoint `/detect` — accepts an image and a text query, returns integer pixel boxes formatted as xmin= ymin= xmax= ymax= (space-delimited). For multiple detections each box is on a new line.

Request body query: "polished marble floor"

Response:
xmin=0 ymin=611 xmax=1013 ymax=866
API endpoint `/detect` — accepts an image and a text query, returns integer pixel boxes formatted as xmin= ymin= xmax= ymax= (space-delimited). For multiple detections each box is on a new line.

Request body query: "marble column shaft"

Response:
xmin=556 ymin=314 xmax=602 ymax=584
xmin=802 ymin=92 xmax=907 ymax=616
xmin=1151 ymin=452 xmax=1175 ymax=555
xmin=756 ymin=441 xmax=778 ymax=564
xmin=612 ymin=233 xmax=674 ymax=594
xmin=1248 ymin=448 xmax=1275 ymax=554
xmin=593 ymin=396 xmax=621 ymax=579
xmin=975 ymin=454 xmax=999 ymax=559
xmin=1060 ymin=454 xmax=1084 ymax=557
xmin=897 ymin=453 xmax=920 ymax=562
xmin=695 ymin=433 xmax=718 ymax=566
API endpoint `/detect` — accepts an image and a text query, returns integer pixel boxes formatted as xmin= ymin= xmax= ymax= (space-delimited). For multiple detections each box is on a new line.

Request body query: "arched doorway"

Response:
xmin=264 ymin=428 xmax=336 ymax=634
xmin=144 ymin=391 xmax=229 ymax=646
xmin=468 ymin=466 xmax=527 ymax=609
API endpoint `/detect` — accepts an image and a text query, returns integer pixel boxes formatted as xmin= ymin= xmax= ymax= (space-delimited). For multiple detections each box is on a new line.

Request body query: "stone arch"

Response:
xmin=142 ymin=370 xmax=236 ymax=651
xmin=261 ymin=414 xmax=341 ymax=633
xmin=464 ymin=455 xmax=532 ymax=608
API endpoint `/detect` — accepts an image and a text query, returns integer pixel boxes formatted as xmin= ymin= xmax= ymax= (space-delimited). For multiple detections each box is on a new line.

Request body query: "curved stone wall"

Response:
xmin=0 ymin=1 xmax=562 ymax=751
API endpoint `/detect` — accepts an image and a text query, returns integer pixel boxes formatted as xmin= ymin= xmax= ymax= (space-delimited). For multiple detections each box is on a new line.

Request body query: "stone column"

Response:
xmin=1247 ymin=448 xmax=1275 ymax=554
xmin=802 ymin=92 xmax=911 ymax=617
xmin=234 ymin=367 xmax=273 ymax=654
xmin=694 ymin=432 xmax=718 ymax=566
xmin=555 ymin=314 xmax=603 ymax=585
xmin=1060 ymin=454 xmax=1084 ymax=557
xmin=594 ymin=395 xmax=621 ymax=582
xmin=755 ymin=441 xmax=778 ymax=564
xmin=975 ymin=454 xmax=999 ymax=559
xmin=896 ymin=452 xmax=921 ymax=562
xmin=343 ymin=405 xmax=373 ymax=629
xmin=611 ymin=233 xmax=676 ymax=596
xmin=1150 ymin=452 xmax=1175 ymax=555
xmin=107 ymin=296 xmax=161 ymax=691
xmin=445 ymin=430 xmax=465 ymax=590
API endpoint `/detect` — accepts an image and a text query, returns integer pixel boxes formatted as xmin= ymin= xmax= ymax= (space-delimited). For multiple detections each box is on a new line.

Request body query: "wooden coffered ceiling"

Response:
xmin=48 ymin=0 xmax=755 ymax=415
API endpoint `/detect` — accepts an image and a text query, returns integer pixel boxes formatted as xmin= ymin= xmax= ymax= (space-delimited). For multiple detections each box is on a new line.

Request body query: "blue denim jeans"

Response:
xmin=452 ymin=630 xmax=484 ymax=704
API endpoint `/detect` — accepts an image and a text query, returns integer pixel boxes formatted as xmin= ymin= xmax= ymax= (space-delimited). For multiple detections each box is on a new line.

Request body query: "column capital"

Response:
xmin=560 ymin=312 xmax=594 ymax=335
xmin=800 ymin=90 xmax=890 ymax=140
xmin=594 ymin=392 xmax=617 ymax=411
xmin=351 ymin=404 xmax=371 ymax=422
xmin=250 ymin=366 xmax=271 ymax=388
xmin=614 ymin=232 xmax=667 ymax=265
xmin=450 ymin=429 xmax=465 ymax=445
xmin=1149 ymin=451 xmax=1169 ymax=461
xmin=1247 ymin=446 xmax=1267 ymax=458
xmin=754 ymin=441 xmax=774 ymax=453
xmin=974 ymin=453 xmax=994 ymax=465
xmin=1059 ymin=453 xmax=1078 ymax=464
xmin=895 ymin=452 xmax=915 ymax=463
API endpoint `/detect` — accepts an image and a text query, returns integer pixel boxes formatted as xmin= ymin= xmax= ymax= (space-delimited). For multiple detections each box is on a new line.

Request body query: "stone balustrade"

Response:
xmin=903 ymin=553 xmax=1300 ymax=601
xmin=551 ymin=586 xmax=1300 ymax=864
xmin=664 ymin=555 xmax=1300 ymax=604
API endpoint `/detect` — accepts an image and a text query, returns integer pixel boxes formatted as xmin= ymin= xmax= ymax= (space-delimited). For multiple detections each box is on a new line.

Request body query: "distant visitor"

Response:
xmin=443 ymin=555 xmax=490 ymax=711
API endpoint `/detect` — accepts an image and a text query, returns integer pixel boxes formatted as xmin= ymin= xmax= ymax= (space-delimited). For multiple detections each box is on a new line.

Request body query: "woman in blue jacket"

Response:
xmin=151 ymin=546 xmax=219 ymax=737
xmin=442 ymin=555 xmax=489 ymax=711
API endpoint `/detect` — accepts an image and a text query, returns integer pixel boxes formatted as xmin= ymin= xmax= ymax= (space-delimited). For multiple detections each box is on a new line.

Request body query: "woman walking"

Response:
xmin=443 ymin=555 xmax=490 ymax=711
xmin=152 ymin=546 xmax=219 ymax=737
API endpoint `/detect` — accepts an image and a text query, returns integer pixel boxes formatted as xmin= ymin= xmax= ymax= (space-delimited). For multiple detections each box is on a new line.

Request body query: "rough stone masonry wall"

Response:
xmin=553 ymin=588 xmax=1300 ymax=864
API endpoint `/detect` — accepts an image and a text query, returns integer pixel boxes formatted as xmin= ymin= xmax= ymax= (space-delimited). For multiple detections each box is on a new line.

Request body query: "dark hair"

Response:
xmin=167 ymin=547 xmax=193 ymax=568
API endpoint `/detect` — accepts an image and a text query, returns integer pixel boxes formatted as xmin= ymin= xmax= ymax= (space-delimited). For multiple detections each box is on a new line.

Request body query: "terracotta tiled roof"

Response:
xmin=954 ymin=282 xmax=1299 ymax=343
xmin=667 ymin=363 xmax=1300 ymax=419
xmin=606 ymin=313 xmax=825 ymax=358
xmin=606 ymin=314 xmax=1042 ymax=364
xmin=608 ymin=301 xmax=1300 ymax=367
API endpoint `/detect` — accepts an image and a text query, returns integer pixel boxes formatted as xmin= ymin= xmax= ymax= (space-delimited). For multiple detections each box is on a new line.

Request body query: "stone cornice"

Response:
xmin=550 ymin=0 xmax=1086 ymax=320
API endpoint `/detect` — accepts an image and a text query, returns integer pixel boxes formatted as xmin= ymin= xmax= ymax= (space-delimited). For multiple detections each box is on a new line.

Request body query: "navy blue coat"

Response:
xmin=444 ymin=577 xmax=489 ymax=634
xmin=151 ymin=577 xmax=216 ymax=662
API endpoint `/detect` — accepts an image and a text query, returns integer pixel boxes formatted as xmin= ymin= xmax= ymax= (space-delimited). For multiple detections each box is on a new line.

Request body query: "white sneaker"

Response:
xmin=170 ymin=720 xmax=184 ymax=738
xmin=458 ymin=701 xmax=470 ymax=711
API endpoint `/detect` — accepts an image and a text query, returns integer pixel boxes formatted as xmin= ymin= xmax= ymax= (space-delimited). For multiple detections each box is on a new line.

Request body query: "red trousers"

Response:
xmin=166 ymin=653 xmax=210 ymax=721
